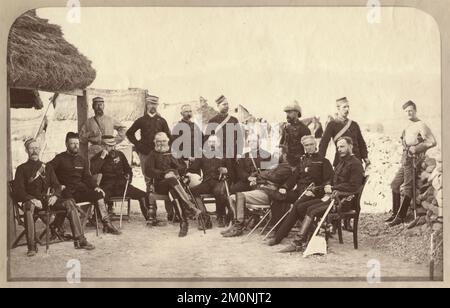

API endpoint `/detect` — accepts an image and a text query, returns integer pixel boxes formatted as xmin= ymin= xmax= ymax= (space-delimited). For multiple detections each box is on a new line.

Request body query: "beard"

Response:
xmin=68 ymin=147 xmax=79 ymax=154
xmin=94 ymin=109 xmax=104 ymax=116
xmin=155 ymin=144 xmax=170 ymax=153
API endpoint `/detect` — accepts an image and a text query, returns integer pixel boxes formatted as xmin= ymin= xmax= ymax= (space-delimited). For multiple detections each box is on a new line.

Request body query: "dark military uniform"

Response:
xmin=145 ymin=149 xmax=190 ymax=223
xmin=49 ymin=152 xmax=109 ymax=223
xmin=273 ymin=154 xmax=364 ymax=245
xmin=206 ymin=113 xmax=244 ymax=183
xmin=319 ymin=118 xmax=368 ymax=167
xmin=172 ymin=119 xmax=204 ymax=160
xmin=90 ymin=150 xmax=149 ymax=219
xmin=13 ymin=160 xmax=86 ymax=252
xmin=126 ymin=113 xmax=172 ymax=192
xmin=280 ymin=119 xmax=312 ymax=160
xmin=231 ymin=149 xmax=273 ymax=194
xmin=188 ymin=155 xmax=229 ymax=220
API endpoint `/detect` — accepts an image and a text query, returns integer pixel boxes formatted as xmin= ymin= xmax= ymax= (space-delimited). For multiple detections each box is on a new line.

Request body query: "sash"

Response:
xmin=214 ymin=114 xmax=232 ymax=135
xmin=93 ymin=116 xmax=105 ymax=136
xmin=333 ymin=119 xmax=353 ymax=143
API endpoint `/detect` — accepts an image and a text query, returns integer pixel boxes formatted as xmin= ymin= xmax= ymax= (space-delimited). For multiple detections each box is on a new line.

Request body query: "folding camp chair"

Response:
xmin=244 ymin=203 xmax=272 ymax=240
xmin=108 ymin=197 xmax=132 ymax=222
xmin=9 ymin=181 xmax=66 ymax=250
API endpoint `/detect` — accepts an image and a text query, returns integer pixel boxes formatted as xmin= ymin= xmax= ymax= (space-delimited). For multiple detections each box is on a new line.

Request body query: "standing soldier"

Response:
xmin=50 ymin=132 xmax=121 ymax=235
xmin=13 ymin=139 xmax=95 ymax=257
xmin=205 ymin=95 xmax=244 ymax=183
xmin=319 ymin=97 xmax=370 ymax=167
xmin=126 ymin=95 xmax=172 ymax=192
xmin=171 ymin=103 xmax=204 ymax=162
xmin=280 ymin=101 xmax=311 ymax=164
xmin=386 ymin=101 xmax=437 ymax=227
xmin=90 ymin=135 xmax=151 ymax=223
xmin=80 ymin=96 xmax=127 ymax=159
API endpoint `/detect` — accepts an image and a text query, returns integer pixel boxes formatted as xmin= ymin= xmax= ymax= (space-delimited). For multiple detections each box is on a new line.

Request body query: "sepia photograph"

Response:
xmin=2 ymin=2 xmax=447 ymax=288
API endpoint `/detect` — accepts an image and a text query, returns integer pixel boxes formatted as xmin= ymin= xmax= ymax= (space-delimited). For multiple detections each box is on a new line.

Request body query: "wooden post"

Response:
xmin=7 ymin=86 xmax=15 ymax=249
xmin=77 ymin=90 xmax=89 ymax=160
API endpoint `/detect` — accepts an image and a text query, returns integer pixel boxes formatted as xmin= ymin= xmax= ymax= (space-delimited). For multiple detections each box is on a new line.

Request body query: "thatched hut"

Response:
xmin=7 ymin=10 xmax=96 ymax=248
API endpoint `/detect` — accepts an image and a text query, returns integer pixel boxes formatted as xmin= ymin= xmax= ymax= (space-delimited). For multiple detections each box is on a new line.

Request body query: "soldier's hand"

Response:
xmin=165 ymin=171 xmax=177 ymax=179
xmin=31 ymin=199 xmax=43 ymax=209
xmin=219 ymin=167 xmax=228 ymax=175
xmin=48 ymin=196 xmax=58 ymax=207
xmin=125 ymin=174 xmax=131 ymax=181
xmin=408 ymin=146 xmax=417 ymax=155
xmin=324 ymin=185 xmax=333 ymax=195
xmin=305 ymin=190 xmax=315 ymax=197
xmin=100 ymin=149 xmax=108 ymax=159
xmin=95 ymin=187 xmax=105 ymax=197
xmin=278 ymin=188 xmax=287 ymax=195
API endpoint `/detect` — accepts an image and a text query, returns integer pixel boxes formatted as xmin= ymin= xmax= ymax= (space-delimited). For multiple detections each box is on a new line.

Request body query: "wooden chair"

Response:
xmin=328 ymin=175 xmax=369 ymax=250
xmin=9 ymin=181 xmax=67 ymax=249
xmin=107 ymin=197 xmax=131 ymax=222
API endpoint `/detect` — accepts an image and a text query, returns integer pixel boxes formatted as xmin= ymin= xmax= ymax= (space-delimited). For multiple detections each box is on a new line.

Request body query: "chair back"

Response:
xmin=8 ymin=180 xmax=25 ymax=227
xmin=355 ymin=175 xmax=369 ymax=212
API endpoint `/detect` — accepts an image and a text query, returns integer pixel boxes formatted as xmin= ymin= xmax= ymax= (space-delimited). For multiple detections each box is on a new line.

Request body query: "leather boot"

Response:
xmin=385 ymin=192 xmax=401 ymax=223
xmin=147 ymin=201 xmax=158 ymax=226
xmin=173 ymin=184 xmax=202 ymax=219
xmin=222 ymin=221 xmax=244 ymax=237
xmin=66 ymin=201 xmax=83 ymax=240
xmin=279 ymin=216 xmax=313 ymax=253
xmin=179 ymin=221 xmax=189 ymax=237
xmin=25 ymin=206 xmax=37 ymax=257
xmin=74 ymin=235 xmax=95 ymax=250
xmin=197 ymin=213 xmax=213 ymax=230
xmin=139 ymin=197 xmax=150 ymax=221
xmin=388 ymin=195 xmax=411 ymax=227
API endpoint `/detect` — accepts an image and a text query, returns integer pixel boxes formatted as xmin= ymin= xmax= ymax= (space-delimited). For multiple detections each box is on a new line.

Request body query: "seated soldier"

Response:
xmin=268 ymin=135 xmax=333 ymax=240
xmin=186 ymin=135 xmax=231 ymax=229
xmin=146 ymin=132 xmax=201 ymax=237
xmin=221 ymin=149 xmax=298 ymax=237
xmin=231 ymin=134 xmax=273 ymax=194
xmin=13 ymin=139 xmax=95 ymax=257
xmin=50 ymin=132 xmax=121 ymax=235
xmin=277 ymin=136 xmax=364 ymax=253
xmin=90 ymin=135 xmax=151 ymax=222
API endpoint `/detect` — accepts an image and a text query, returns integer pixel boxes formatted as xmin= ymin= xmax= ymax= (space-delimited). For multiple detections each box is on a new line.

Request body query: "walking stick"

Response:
xmin=119 ymin=179 xmax=130 ymax=229
xmin=412 ymin=154 xmax=418 ymax=220
xmin=263 ymin=183 xmax=315 ymax=241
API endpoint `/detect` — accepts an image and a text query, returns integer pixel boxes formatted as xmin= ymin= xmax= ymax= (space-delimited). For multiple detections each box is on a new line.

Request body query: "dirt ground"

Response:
xmin=9 ymin=205 xmax=435 ymax=282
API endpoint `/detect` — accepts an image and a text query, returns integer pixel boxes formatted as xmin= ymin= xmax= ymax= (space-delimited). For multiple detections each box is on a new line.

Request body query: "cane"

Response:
xmin=119 ymin=179 xmax=130 ymax=229
xmin=263 ymin=183 xmax=315 ymax=241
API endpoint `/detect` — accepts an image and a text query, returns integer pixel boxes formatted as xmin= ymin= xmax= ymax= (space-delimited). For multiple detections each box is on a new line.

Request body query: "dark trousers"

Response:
xmin=190 ymin=179 xmax=228 ymax=217
xmin=102 ymin=181 xmax=146 ymax=201
xmin=274 ymin=196 xmax=323 ymax=242
xmin=151 ymin=178 xmax=187 ymax=218
xmin=66 ymin=188 xmax=109 ymax=221
xmin=24 ymin=199 xmax=84 ymax=250
xmin=230 ymin=181 xmax=252 ymax=194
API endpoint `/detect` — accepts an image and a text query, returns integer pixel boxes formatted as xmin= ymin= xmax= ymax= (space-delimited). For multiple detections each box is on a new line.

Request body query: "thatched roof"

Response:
xmin=7 ymin=10 xmax=96 ymax=94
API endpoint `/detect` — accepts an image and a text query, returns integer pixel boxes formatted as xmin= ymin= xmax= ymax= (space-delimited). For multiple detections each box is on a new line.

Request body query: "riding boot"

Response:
xmin=279 ymin=216 xmax=313 ymax=253
xmin=25 ymin=206 xmax=37 ymax=257
xmin=138 ymin=197 xmax=150 ymax=221
xmin=66 ymin=201 xmax=83 ymax=240
xmin=98 ymin=200 xmax=121 ymax=235
xmin=74 ymin=235 xmax=95 ymax=250
xmin=385 ymin=192 xmax=401 ymax=223
xmin=221 ymin=193 xmax=244 ymax=235
xmin=172 ymin=184 xmax=202 ymax=219
xmin=178 ymin=206 xmax=189 ymax=237
xmin=388 ymin=195 xmax=411 ymax=227
xmin=146 ymin=201 xmax=158 ymax=226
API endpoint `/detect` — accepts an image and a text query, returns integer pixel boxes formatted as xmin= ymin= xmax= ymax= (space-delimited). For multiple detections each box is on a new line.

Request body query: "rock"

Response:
xmin=423 ymin=157 xmax=436 ymax=168
xmin=421 ymin=224 xmax=430 ymax=232
xmin=425 ymin=165 xmax=436 ymax=173
xmin=420 ymin=172 xmax=431 ymax=182
xmin=432 ymin=174 xmax=442 ymax=190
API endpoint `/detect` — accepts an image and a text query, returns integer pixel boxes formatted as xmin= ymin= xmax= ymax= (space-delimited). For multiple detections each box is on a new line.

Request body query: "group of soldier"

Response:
xmin=13 ymin=93 xmax=437 ymax=257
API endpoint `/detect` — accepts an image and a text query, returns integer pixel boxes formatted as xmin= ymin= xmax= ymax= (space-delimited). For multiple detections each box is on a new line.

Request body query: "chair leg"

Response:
xmin=260 ymin=210 xmax=272 ymax=235
xmin=95 ymin=208 xmax=99 ymax=237
xmin=353 ymin=217 xmax=359 ymax=250
xmin=127 ymin=199 xmax=131 ymax=220
xmin=12 ymin=230 xmax=26 ymax=249
xmin=337 ymin=219 xmax=344 ymax=244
